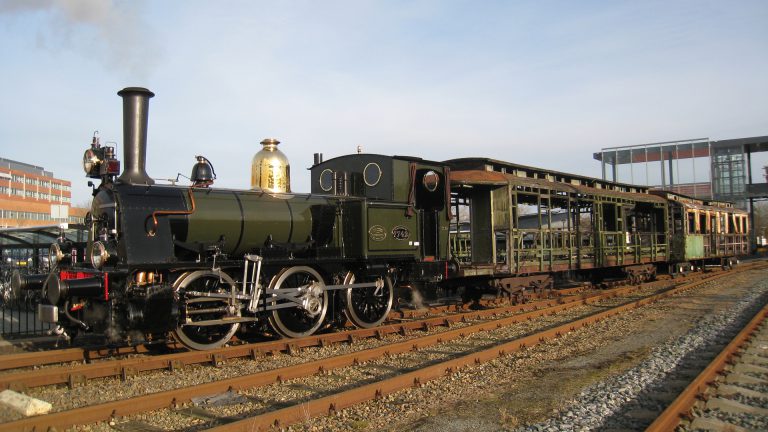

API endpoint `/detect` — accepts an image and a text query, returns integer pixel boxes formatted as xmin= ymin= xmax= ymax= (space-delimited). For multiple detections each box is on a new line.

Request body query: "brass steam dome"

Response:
xmin=251 ymin=138 xmax=290 ymax=193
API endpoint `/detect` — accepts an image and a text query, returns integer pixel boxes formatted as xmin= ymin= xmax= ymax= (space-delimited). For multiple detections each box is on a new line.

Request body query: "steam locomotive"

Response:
xmin=14 ymin=87 xmax=750 ymax=350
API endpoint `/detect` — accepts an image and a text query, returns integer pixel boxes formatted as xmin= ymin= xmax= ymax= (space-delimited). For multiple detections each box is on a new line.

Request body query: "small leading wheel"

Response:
xmin=343 ymin=272 xmax=394 ymax=328
xmin=269 ymin=266 xmax=329 ymax=338
xmin=173 ymin=270 xmax=240 ymax=350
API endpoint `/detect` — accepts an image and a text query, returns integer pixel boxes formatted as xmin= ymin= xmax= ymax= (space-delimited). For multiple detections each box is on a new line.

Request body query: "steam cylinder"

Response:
xmin=251 ymin=138 xmax=290 ymax=193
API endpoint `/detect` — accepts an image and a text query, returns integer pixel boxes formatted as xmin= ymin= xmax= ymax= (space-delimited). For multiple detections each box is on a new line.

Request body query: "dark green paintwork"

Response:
xmin=366 ymin=205 xmax=419 ymax=256
xmin=186 ymin=189 xmax=331 ymax=256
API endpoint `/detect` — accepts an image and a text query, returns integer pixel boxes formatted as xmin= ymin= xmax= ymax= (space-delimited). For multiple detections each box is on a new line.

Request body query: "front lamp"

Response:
xmin=49 ymin=243 xmax=64 ymax=267
xmin=83 ymin=148 xmax=103 ymax=176
xmin=90 ymin=241 xmax=110 ymax=269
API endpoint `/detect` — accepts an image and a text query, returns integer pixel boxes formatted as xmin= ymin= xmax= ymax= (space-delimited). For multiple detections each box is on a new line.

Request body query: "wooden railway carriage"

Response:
xmin=651 ymin=191 xmax=749 ymax=267
xmin=446 ymin=158 xmax=670 ymax=291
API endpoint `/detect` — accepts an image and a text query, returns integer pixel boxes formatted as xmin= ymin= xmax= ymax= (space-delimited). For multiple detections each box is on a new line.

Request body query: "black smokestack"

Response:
xmin=117 ymin=87 xmax=155 ymax=185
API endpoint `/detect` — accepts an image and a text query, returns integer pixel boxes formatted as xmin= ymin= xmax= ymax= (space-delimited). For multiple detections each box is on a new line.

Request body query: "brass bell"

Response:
xmin=191 ymin=155 xmax=215 ymax=185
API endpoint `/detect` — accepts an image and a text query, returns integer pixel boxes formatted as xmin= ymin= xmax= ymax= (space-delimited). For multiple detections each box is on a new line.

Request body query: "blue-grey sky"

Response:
xmin=1 ymin=0 xmax=766 ymax=206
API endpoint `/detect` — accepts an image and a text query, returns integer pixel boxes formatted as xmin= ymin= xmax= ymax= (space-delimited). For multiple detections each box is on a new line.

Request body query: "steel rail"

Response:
xmin=0 ymin=285 xmax=623 ymax=391
xmin=0 ymin=275 xmax=650 ymax=372
xmin=645 ymin=299 xmax=768 ymax=431
xmin=0 ymin=268 xmax=724 ymax=381
xmin=0 ymin=272 xmax=678 ymax=377
xmin=0 ymin=269 xmax=738 ymax=432
xmin=0 ymin=344 xmax=160 ymax=372
xmin=0 ymin=289 xmax=569 ymax=372
xmin=204 ymin=267 xmax=751 ymax=431
xmin=388 ymin=287 xmax=580 ymax=320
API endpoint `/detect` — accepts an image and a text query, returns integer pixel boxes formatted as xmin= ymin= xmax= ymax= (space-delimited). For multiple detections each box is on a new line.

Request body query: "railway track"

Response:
xmin=0 ymin=282 xmax=648 ymax=375
xmin=0 ymin=282 xmax=644 ymax=391
xmin=0 ymin=265 xmax=751 ymax=431
xmin=647 ymin=297 xmax=768 ymax=432
xmin=0 ymin=286 xmax=575 ymax=373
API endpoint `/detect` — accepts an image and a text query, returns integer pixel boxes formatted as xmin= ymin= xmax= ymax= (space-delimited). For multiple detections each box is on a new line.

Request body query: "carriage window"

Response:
xmin=415 ymin=169 xmax=445 ymax=210
xmin=363 ymin=163 xmax=382 ymax=187
xmin=603 ymin=204 xmax=618 ymax=231
xmin=423 ymin=170 xmax=440 ymax=192
xmin=687 ymin=212 xmax=696 ymax=233
xmin=319 ymin=169 xmax=334 ymax=192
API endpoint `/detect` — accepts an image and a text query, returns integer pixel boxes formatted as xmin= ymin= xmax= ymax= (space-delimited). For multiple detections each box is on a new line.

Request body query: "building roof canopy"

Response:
xmin=594 ymin=136 xmax=768 ymax=165
xmin=0 ymin=224 xmax=88 ymax=250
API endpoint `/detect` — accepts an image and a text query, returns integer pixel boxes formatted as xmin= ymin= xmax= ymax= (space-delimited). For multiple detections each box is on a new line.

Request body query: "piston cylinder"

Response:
xmin=10 ymin=271 xmax=48 ymax=298
xmin=45 ymin=275 xmax=103 ymax=305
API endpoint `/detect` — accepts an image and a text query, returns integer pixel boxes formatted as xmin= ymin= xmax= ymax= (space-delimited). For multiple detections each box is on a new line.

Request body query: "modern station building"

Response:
xmin=593 ymin=136 xmax=768 ymax=207
xmin=0 ymin=157 xmax=86 ymax=228
xmin=0 ymin=157 xmax=88 ymax=268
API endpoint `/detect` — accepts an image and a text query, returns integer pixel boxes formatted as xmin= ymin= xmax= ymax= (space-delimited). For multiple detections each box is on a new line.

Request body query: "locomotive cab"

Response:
xmin=310 ymin=154 xmax=451 ymax=264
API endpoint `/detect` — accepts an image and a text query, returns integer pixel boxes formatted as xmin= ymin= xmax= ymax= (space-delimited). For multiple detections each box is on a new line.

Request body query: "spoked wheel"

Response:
xmin=268 ymin=266 xmax=329 ymax=338
xmin=173 ymin=270 xmax=240 ymax=350
xmin=343 ymin=272 xmax=393 ymax=328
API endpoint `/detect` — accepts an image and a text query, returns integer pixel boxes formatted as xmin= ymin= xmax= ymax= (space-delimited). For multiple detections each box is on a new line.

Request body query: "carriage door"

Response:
xmin=492 ymin=186 xmax=511 ymax=270
xmin=414 ymin=168 xmax=446 ymax=259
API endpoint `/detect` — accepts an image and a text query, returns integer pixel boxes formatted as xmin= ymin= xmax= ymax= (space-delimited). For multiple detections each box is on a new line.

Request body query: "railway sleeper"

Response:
xmin=67 ymin=374 xmax=87 ymax=389
xmin=704 ymin=396 xmax=768 ymax=416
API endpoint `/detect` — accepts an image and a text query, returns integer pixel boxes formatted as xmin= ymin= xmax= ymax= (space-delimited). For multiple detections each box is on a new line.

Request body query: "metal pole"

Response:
xmin=660 ymin=146 xmax=666 ymax=189
xmin=601 ymin=152 xmax=606 ymax=180
xmin=645 ymin=147 xmax=649 ymax=186
xmin=708 ymin=141 xmax=714 ymax=199
xmin=692 ymin=144 xmax=697 ymax=198
xmin=668 ymin=151 xmax=675 ymax=187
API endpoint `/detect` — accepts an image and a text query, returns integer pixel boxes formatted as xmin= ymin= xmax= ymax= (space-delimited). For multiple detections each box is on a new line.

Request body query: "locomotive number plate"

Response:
xmin=392 ymin=226 xmax=411 ymax=240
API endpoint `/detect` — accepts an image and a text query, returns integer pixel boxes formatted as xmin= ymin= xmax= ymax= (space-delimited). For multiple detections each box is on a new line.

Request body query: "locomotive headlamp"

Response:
xmin=83 ymin=148 xmax=103 ymax=175
xmin=49 ymin=243 xmax=64 ymax=267
xmin=90 ymin=241 xmax=110 ymax=269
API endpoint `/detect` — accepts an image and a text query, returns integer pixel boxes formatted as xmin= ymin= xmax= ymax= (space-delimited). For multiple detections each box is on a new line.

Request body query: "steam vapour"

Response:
xmin=0 ymin=0 xmax=160 ymax=81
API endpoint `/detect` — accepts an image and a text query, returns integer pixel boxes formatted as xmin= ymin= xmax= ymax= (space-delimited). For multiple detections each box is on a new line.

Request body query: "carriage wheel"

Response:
xmin=172 ymin=270 xmax=240 ymax=350
xmin=343 ymin=272 xmax=393 ymax=328
xmin=269 ymin=266 xmax=329 ymax=338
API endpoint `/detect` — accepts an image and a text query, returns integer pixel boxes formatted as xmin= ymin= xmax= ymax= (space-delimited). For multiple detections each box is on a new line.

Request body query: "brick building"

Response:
xmin=0 ymin=157 xmax=87 ymax=228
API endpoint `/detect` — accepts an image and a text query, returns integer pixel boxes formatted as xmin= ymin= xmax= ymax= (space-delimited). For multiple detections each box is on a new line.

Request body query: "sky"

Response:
xmin=0 ymin=0 xmax=766 ymax=207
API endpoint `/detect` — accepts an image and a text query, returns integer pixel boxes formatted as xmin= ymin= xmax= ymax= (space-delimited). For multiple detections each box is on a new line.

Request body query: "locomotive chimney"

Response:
xmin=117 ymin=87 xmax=155 ymax=185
